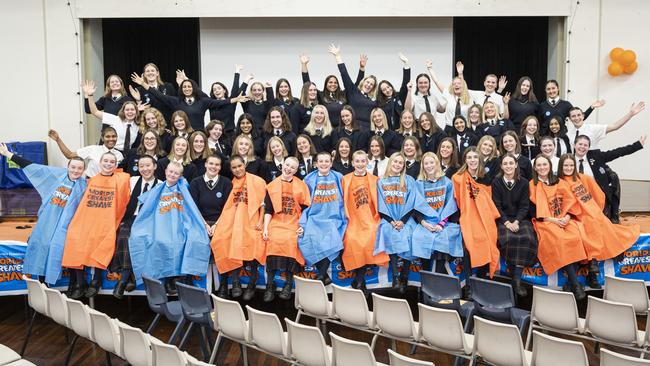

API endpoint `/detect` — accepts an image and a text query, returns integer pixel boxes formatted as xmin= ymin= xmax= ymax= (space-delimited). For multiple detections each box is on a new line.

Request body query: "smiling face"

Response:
xmin=419 ymin=114 xmax=431 ymax=131
xmin=102 ymin=130 xmax=118 ymax=150
xmin=270 ymin=140 xmax=284 ymax=158
xmin=562 ymin=157 xmax=575 ymax=176
xmin=502 ymin=135 xmax=517 ymax=153
xmin=402 ymin=139 xmax=416 ymax=158
xmin=144 ymin=65 xmax=159 ymax=83
xmin=208 ymin=123 xmax=223 ymax=141
xmin=454 ymin=118 xmax=466 ymax=133
xmin=123 ymin=103 xmax=137 ymax=121
xmin=181 ymin=81 xmax=193 ymax=97
xmin=574 ymin=138 xmax=590 ymax=156
xmin=108 ymin=76 xmax=122 ymax=91
xmin=192 ymin=134 xmax=205 ymax=154
xmin=361 ymin=77 xmax=375 ymax=94
xmin=239 ymin=118 xmax=253 ymax=134
xmin=401 ymin=111 xmax=415 ymax=130
xmin=316 ymin=154 xmax=332 ymax=175
xmin=340 ymin=109 xmax=353 ymax=127
xmin=173 ymin=115 xmax=187 ymax=132
xmin=422 ymin=155 xmax=440 ymax=177
xmin=212 ymin=83 xmax=226 ymax=99
xmin=525 ymin=119 xmax=539 ymax=135
xmin=165 ymin=164 xmax=183 ymax=185
xmin=534 ymin=156 xmax=551 ymax=179
xmin=67 ymin=160 xmax=85 ymax=180
xmin=281 ymin=158 xmax=298 ymax=178
xmin=205 ymin=156 xmax=221 ymax=178
xmin=540 ymin=139 xmax=555 ymax=156
xmin=237 ymin=138 xmax=251 ymax=156
xmin=545 ymin=81 xmax=559 ymax=99
xmin=501 ymin=156 xmax=517 ymax=177
xmin=231 ymin=158 xmax=246 ymax=178
xmin=372 ymin=110 xmax=385 ymax=129
xmin=439 ymin=141 xmax=453 ymax=159
xmin=173 ymin=139 xmax=188 ymax=158
xmin=278 ymin=81 xmax=290 ymax=98
xmin=250 ymin=83 xmax=264 ymax=99
xmin=569 ymin=109 xmax=584 ymax=126
xmin=451 ymin=77 xmax=463 ymax=95
xmin=416 ymin=75 xmax=430 ymax=94
xmin=326 ymin=76 xmax=339 ymax=92
xmin=296 ymin=136 xmax=311 ymax=156
xmin=142 ymin=131 xmax=158 ymax=152
xmin=379 ymin=81 xmax=393 ymax=98
xmin=137 ymin=157 xmax=156 ymax=180
xmin=389 ymin=155 xmax=405 ymax=175
xmin=369 ymin=139 xmax=381 ymax=157
xmin=313 ymin=106 xmax=325 ymax=125
xmin=144 ymin=112 xmax=158 ymax=129
xmin=468 ymin=106 xmax=481 ymax=124
xmin=270 ymin=110 xmax=283 ymax=129
xmin=465 ymin=151 xmax=479 ymax=172
xmin=308 ymin=84 xmax=318 ymax=101
xmin=338 ymin=140 xmax=351 ymax=159
xmin=484 ymin=75 xmax=497 ymax=93
xmin=520 ymin=79 xmax=531 ymax=95
xmin=549 ymin=119 xmax=561 ymax=134
xmin=99 ymin=154 xmax=117 ymax=175
xmin=479 ymin=140 xmax=494 ymax=157
xmin=483 ymin=103 xmax=497 ymax=119
xmin=353 ymin=153 xmax=368 ymax=174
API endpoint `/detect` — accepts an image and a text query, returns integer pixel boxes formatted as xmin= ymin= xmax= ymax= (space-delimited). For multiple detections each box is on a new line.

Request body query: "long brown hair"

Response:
xmin=556 ymin=153 xmax=578 ymax=182
xmin=456 ymin=146 xmax=486 ymax=178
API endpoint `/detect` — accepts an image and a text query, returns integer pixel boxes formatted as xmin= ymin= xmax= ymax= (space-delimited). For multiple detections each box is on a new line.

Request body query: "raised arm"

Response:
xmin=426 ymin=60 xmax=445 ymax=94
xmin=397 ymin=53 xmax=411 ymax=102
xmin=232 ymin=64 xmax=243 ymax=95
xmin=404 ymin=82 xmax=413 ymax=112
xmin=82 ymin=80 xmax=104 ymax=120
xmin=502 ymin=92 xmax=511 ymax=120
xmin=329 ymin=44 xmax=356 ymax=93
xmin=48 ymin=129 xmax=78 ymax=159
xmin=355 ymin=54 xmax=367 ymax=86
xmin=599 ymin=136 xmax=645 ymax=163
xmin=497 ymin=76 xmax=508 ymax=94
xmin=132 ymin=72 xmax=178 ymax=108
xmin=606 ymin=101 xmax=645 ymax=134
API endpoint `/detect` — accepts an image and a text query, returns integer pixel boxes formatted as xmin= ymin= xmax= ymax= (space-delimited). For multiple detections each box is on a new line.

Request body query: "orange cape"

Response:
xmin=211 ymin=173 xmax=267 ymax=274
xmin=452 ymin=172 xmax=500 ymax=277
xmin=564 ymin=174 xmax=640 ymax=260
xmin=62 ymin=171 xmax=130 ymax=269
xmin=263 ymin=177 xmax=311 ymax=265
xmin=530 ymin=180 xmax=587 ymax=275
xmin=341 ymin=173 xmax=389 ymax=271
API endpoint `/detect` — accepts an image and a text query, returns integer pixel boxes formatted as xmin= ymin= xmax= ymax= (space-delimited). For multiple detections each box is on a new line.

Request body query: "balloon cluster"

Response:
xmin=608 ymin=47 xmax=638 ymax=76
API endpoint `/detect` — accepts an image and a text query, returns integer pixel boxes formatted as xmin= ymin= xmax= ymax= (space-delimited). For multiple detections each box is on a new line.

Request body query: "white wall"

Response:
xmin=199 ymin=18 xmax=453 ymax=124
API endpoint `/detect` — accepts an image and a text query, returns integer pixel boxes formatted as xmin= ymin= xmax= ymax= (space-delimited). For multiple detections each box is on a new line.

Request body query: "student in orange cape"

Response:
xmin=210 ymin=156 xmax=266 ymax=301
xmin=62 ymin=152 xmax=130 ymax=299
xmin=341 ymin=150 xmax=389 ymax=296
xmin=557 ymin=153 xmax=641 ymax=289
xmin=530 ymin=155 xmax=587 ymax=300
xmin=452 ymin=147 xmax=500 ymax=295
xmin=262 ymin=157 xmax=311 ymax=302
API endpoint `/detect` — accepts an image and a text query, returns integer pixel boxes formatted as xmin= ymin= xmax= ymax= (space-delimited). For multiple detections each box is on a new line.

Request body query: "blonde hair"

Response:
xmin=481 ymin=101 xmax=501 ymax=120
xmin=477 ymin=135 xmax=499 ymax=160
xmin=456 ymin=147 xmax=486 ymax=178
xmin=167 ymin=137 xmax=192 ymax=165
xmin=401 ymin=136 xmax=422 ymax=161
xmin=143 ymin=63 xmax=164 ymax=86
xmin=352 ymin=150 xmax=369 ymax=163
xmin=231 ymin=134 xmax=256 ymax=162
xmin=139 ymin=107 xmax=167 ymax=135
xmin=357 ymin=75 xmax=378 ymax=100
xmin=248 ymin=82 xmax=267 ymax=101
xmin=189 ymin=131 xmax=211 ymax=161
xmin=265 ymin=136 xmax=288 ymax=162
xmin=303 ymin=105 xmax=333 ymax=138
xmin=103 ymin=74 xmax=127 ymax=98
xmin=448 ymin=77 xmax=471 ymax=105
xmin=369 ymin=108 xmax=390 ymax=131
xmin=418 ymin=152 xmax=444 ymax=181
xmin=382 ymin=152 xmax=407 ymax=189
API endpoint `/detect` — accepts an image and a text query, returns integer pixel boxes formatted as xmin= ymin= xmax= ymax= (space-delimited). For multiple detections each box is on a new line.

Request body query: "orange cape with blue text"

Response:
xmin=62 ymin=171 xmax=130 ymax=269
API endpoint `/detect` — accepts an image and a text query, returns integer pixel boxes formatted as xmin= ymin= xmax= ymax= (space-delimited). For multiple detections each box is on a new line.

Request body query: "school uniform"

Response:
xmin=262 ymin=130 xmax=297 ymax=157
xmin=289 ymin=103 xmax=314 ymax=133
xmin=520 ymin=135 xmax=540 ymax=161
xmin=469 ymin=90 xmax=504 ymax=112
xmin=119 ymin=150 xmax=161 ymax=177
xmin=155 ymin=157 xmax=198 ymax=182
xmin=147 ymin=89 xmax=232 ymax=131
xmin=338 ymin=63 xmax=377 ymax=131
xmin=208 ymin=73 xmax=241 ymax=134
xmin=132 ymin=130 xmax=173 ymax=155
xmin=265 ymin=159 xmax=283 ymax=183
xmin=101 ymin=114 xmax=139 ymax=151
xmin=412 ymin=91 xmax=445 ymax=124
xmin=84 ymin=94 xmax=133 ymax=116
xmin=538 ymin=99 xmax=594 ymax=134
xmin=442 ymin=164 xmax=459 ymax=179
xmin=483 ymin=157 xmax=500 ymax=183
xmin=373 ymin=129 xmax=401 ymax=156
xmin=508 ymin=98 xmax=539 ymax=131
xmin=305 ymin=130 xmax=334 ymax=153
xmin=405 ymin=159 xmax=421 ymax=179
xmin=331 ymin=128 xmax=370 ymax=153
xmin=297 ymin=156 xmax=316 ymax=180
xmin=189 ymin=174 xmax=232 ymax=225
xmin=76 ymin=145 xmax=124 ymax=178
xmin=244 ymin=158 xmax=267 ymax=180
xmin=453 ymin=131 xmax=479 ymax=157
xmin=513 ymin=154 xmax=533 ymax=181
xmin=367 ymin=157 xmax=388 ymax=177
xmin=491 ymin=177 xmax=537 ymax=267
xmin=550 ymin=134 xmax=571 ymax=158
xmin=566 ymin=122 xmax=607 ymax=150
xmin=477 ymin=119 xmax=515 ymax=144
xmin=137 ymin=82 xmax=177 ymax=123
xmin=380 ymin=68 xmax=410 ymax=130
xmin=332 ymin=159 xmax=354 ymax=175
xmin=441 ymin=92 xmax=479 ymax=127
xmin=240 ymin=84 xmax=275 ymax=131
xmin=208 ymin=139 xmax=232 ymax=161
xmin=420 ymin=131 xmax=446 ymax=154
xmin=193 ymin=157 xmax=207 ymax=177
xmin=302 ymin=69 xmax=364 ymax=128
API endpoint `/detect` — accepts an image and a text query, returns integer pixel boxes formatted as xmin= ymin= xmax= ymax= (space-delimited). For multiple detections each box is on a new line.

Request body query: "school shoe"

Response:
xmin=391 ymin=276 xmax=401 ymax=289
xmin=586 ymin=272 xmax=601 ymax=289
xmin=512 ymin=278 xmax=528 ymax=297
xmin=571 ymin=284 xmax=586 ymax=301
xmin=69 ymin=285 xmax=85 ymax=300
xmin=165 ymin=279 xmax=178 ymax=296
xmin=398 ymin=272 xmax=410 ymax=295
xmin=279 ymin=281 xmax=293 ymax=301
xmin=215 ymin=282 xmax=228 ymax=299
xmin=317 ymin=275 xmax=332 ymax=286
xmin=263 ymin=282 xmax=276 ymax=303
xmin=85 ymin=280 xmax=101 ymax=298
xmin=242 ymin=283 xmax=256 ymax=301
xmin=231 ymin=281 xmax=243 ymax=298
xmin=113 ymin=280 xmax=127 ymax=300
xmin=462 ymin=285 xmax=472 ymax=300
xmin=358 ymin=283 xmax=369 ymax=298
xmin=124 ymin=276 xmax=136 ymax=292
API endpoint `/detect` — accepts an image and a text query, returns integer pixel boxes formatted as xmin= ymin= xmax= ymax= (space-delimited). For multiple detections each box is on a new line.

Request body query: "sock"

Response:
xmin=434 ymin=259 xmax=447 ymax=274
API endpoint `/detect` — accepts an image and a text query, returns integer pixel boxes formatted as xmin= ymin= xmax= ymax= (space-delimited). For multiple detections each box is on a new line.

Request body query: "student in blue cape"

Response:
xmin=0 ymin=142 xmax=87 ymax=286
xmin=129 ymin=161 xmax=210 ymax=291
xmin=375 ymin=152 xmax=433 ymax=294
xmin=298 ymin=151 xmax=347 ymax=286
xmin=408 ymin=152 xmax=462 ymax=274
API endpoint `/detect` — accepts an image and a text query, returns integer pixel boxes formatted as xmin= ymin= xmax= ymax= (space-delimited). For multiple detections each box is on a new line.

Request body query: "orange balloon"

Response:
xmin=623 ymin=61 xmax=638 ymax=74
xmin=608 ymin=62 xmax=624 ymax=76
xmin=620 ymin=50 xmax=636 ymax=66
xmin=610 ymin=47 xmax=624 ymax=61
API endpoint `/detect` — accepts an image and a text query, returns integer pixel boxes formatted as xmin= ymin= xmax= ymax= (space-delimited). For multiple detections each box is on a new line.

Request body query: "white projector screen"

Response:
xmin=199 ymin=17 xmax=454 ymax=125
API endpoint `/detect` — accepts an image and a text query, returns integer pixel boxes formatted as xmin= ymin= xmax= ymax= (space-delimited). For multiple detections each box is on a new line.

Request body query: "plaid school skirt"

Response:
xmin=497 ymin=219 xmax=538 ymax=267
xmin=265 ymin=255 xmax=302 ymax=274
xmin=109 ymin=218 xmax=134 ymax=273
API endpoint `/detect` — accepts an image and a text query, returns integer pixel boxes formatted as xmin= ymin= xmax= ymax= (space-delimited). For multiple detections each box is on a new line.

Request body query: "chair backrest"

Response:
xmin=294 ymin=276 xmax=331 ymax=317
xmin=419 ymin=270 xmax=462 ymax=303
xmin=332 ymin=285 xmax=373 ymax=328
xmin=150 ymin=337 xmax=187 ymax=366
xmin=531 ymin=330 xmax=588 ymax=366
xmin=469 ymin=277 xmax=515 ymax=309
xmin=585 ymin=296 xmax=639 ymax=345
xmin=417 ymin=303 xmax=468 ymax=353
xmin=143 ymin=276 xmax=168 ymax=314
xmin=24 ymin=276 xmax=48 ymax=315
xmin=43 ymin=288 xmax=69 ymax=326
xmin=118 ymin=321 xmax=152 ymax=366
xmin=176 ymin=282 xmax=212 ymax=316
xmin=211 ymin=294 xmax=249 ymax=342
xmin=88 ymin=309 xmax=121 ymax=356
xmin=246 ymin=305 xmax=288 ymax=357
xmin=531 ymin=286 xmax=581 ymax=332
xmin=66 ymin=298 xmax=92 ymax=340
xmin=286 ymin=318 xmax=331 ymax=366
xmin=372 ymin=293 xmax=417 ymax=340
xmin=473 ymin=316 xmax=528 ymax=366
xmin=604 ymin=276 xmax=650 ymax=314
xmin=184 ymin=352 xmax=214 ymax=366
xmin=329 ymin=332 xmax=377 ymax=366
xmin=387 ymin=349 xmax=434 ymax=366
xmin=600 ymin=348 xmax=650 ymax=366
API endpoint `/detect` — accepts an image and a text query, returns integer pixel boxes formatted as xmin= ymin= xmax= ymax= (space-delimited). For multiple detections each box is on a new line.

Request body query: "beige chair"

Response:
xmin=20 ymin=276 xmax=49 ymax=356
xmin=526 ymin=286 xmax=587 ymax=349
xmin=4 ymin=360 xmax=37 ymax=366
xmin=294 ymin=276 xmax=335 ymax=328
xmin=64 ymin=298 xmax=94 ymax=365
xmin=600 ymin=348 xmax=650 ymax=366
xmin=0 ymin=344 xmax=21 ymax=365
xmin=329 ymin=332 xmax=387 ymax=366
xmin=150 ymin=337 xmax=187 ymax=366
xmin=585 ymin=296 xmax=645 ymax=352
xmin=417 ymin=303 xmax=473 ymax=360
xmin=246 ymin=305 xmax=291 ymax=362
xmin=185 ymin=352 xmax=215 ymax=366
xmin=117 ymin=321 xmax=153 ymax=366
xmin=88 ymin=308 xmax=123 ymax=363
xmin=209 ymin=294 xmax=250 ymax=365
xmin=530 ymin=330 xmax=588 ymax=366
xmin=332 ymin=285 xmax=376 ymax=331
xmin=371 ymin=293 xmax=419 ymax=351
xmin=43 ymin=288 xmax=69 ymax=328
xmin=286 ymin=317 xmax=332 ymax=366
xmin=471 ymin=316 xmax=531 ymax=366
xmin=604 ymin=276 xmax=650 ymax=315
xmin=387 ymin=349 xmax=434 ymax=366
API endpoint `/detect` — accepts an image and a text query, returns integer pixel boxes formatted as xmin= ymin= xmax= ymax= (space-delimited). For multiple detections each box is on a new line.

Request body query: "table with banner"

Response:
xmin=2 ymin=234 xmax=650 ymax=296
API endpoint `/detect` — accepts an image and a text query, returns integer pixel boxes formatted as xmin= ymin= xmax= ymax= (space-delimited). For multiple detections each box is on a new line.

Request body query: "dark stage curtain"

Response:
xmin=453 ymin=17 xmax=549 ymax=100
xmin=101 ymin=18 xmax=201 ymax=90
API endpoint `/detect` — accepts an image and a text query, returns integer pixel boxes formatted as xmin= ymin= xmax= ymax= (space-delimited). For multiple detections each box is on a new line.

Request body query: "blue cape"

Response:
xmin=407 ymin=177 xmax=463 ymax=258
xmin=22 ymin=164 xmax=86 ymax=284
xmin=375 ymin=175 xmax=433 ymax=257
xmin=298 ymin=170 xmax=347 ymax=265
xmin=129 ymin=178 xmax=210 ymax=283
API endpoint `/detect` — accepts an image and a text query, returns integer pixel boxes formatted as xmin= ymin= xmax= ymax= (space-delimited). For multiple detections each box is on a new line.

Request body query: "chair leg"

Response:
xmin=409 ymin=343 xmax=417 ymax=355
xmin=105 ymin=350 xmax=112 ymax=366
xmin=64 ymin=334 xmax=80 ymax=366
xmin=168 ymin=318 xmax=186 ymax=345
xmin=295 ymin=310 xmax=302 ymax=323
xmin=594 ymin=341 xmax=600 ymax=354
xmin=390 ymin=339 xmax=396 ymax=351
xmin=469 ymin=355 xmax=476 ymax=366
xmin=241 ymin=344 xmax=249 ymax=366
xmin=198 ymin=325 xmax=211 ymax=361
xmin=20 ymin=311 xmax=37 ymax=356
xmin=146 ymin=314 xmax=161 ymax=334
xmin=209 ymin=333 xmax=223 ymax=364
xmin=370 ymin=334 xmax=379 ymax=350
xmin=178 ymin=322 xmax=195 ymax=349
xmin=524 ymin=324 xmax=534 ymax=350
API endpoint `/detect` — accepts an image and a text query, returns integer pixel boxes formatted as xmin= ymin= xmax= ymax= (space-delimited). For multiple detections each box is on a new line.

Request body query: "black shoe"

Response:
xmin=391 ymin=276 xmax=400 ymax=289
xmin=611 ymin=215 xmax=621 ymax=224
xmin=124 ymin=276 xmax=136 ymax=292
xmin=587 ymin=272 xmax=602 ymax=289
xmin=85 ymin=281 xmax=100 ymax=298
xmin=462 ymin=285 xmax=472 ymax=300
xmin=242 ymin=283 xmax=256 ymax=301
xmin=216 ymin=282 xmax=228 ymax=299
xmin=572 ymin=284 xmax=586 ymax=301
xmin=231 ymin=281 xmax=243 ymax=298
xmin=113 ymin=281 xmax=127 ymax=300
xmin=512 ymin=279 xmax=528 ymax=297
xmin=263 ymin=283 xmax=276 ymax=303
xmin=322 ymin=275 xmax=332 ymax=286
xmin=279 ymin=282 xmax=293 ymax=300
xmin=562 ymin=283 xmax=571 ymax=292
xmin=165 ymin=279 xmax=178 ymax=296
xmin=351 ymin=279 xmax=359 ymax=289
xmin=69 ymin=286 xmax=85 ymax=300
xmin=358 ymin=283 xmax=369 ymax=298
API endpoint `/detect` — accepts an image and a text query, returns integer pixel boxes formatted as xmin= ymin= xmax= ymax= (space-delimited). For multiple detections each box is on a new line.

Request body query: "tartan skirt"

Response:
xmin=497 ymin=219 xmax=538 ymax=267
xmin=109 ymin=218 xmax=134 ymax=273
xmin=265 ymin=255 xmax=302 ymax=274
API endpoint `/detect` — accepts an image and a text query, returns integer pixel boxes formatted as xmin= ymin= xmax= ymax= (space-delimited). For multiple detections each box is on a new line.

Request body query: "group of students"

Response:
xmin=11 ymin=46 xmax=647 ymax=302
